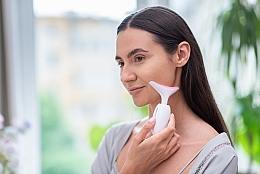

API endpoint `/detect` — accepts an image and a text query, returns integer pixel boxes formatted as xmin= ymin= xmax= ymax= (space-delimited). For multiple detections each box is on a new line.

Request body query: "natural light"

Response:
xmin=1 ymin=0 xmax=259 ymax=173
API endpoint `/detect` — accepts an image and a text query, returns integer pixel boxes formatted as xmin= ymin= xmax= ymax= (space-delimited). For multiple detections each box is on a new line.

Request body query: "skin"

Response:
xmin=115 ymin=28 xmax=218 ymax=174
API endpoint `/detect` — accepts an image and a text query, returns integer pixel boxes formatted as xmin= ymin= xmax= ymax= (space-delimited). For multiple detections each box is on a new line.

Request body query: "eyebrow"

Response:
xmin=127 ymin=48 xmax=148 ymax=58
xmin=115 ymin=48 xmax=148 ymax=60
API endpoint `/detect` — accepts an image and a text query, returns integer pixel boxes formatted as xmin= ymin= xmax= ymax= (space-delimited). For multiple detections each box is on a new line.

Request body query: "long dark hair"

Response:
xmin=117 ymin=6 xmax=232 ymax=142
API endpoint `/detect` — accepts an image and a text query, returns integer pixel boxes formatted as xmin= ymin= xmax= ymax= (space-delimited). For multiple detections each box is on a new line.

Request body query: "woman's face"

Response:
xmin=115 ymin=28 xmax=178 ymax=107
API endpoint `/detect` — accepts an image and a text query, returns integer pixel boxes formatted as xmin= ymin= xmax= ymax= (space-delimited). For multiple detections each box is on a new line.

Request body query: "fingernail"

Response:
xmin=149 ymin=117 xmax=156 ymax=123
xmin=171 ymin=113 xmax=174 ymax=117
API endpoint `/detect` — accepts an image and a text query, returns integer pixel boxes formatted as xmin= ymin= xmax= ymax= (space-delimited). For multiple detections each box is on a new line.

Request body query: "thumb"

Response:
xmin=133 ymin=117 xmax=156 ymax=145
xmin=145 ymin=131 xmax=153 ymax=139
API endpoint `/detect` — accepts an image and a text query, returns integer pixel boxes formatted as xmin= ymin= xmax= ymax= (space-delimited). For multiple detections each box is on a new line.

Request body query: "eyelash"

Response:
xmin=117 ymin=61 xmax=124 ymax=67
xmin=117 ymin=55 xmax=145 ymax=68
xmin=134 ymin=56 xmax=145 ymax=62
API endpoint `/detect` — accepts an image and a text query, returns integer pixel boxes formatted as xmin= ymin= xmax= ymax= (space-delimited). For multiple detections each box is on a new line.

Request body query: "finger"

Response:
xmin=164 ymin=113 xmax=176 ymax=137
xmin=154 ymin=114 xmax=176 ymax=141
xmin=167 ymin=113 xmax=176 ymax=130
xmin=165 ymin=133 xmax=180 ymax=156
xmin=167 ymin=133 xmax=180 ymax=147
xmin=145 ymin=130 xmax=153 ymax=139
xmin=167 ymin=143 xmax=181 ymax=158
xmin=133 ymin=117 xmax=156 ymax=145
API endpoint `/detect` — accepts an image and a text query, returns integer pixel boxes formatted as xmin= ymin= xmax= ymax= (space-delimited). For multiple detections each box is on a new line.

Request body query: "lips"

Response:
xmin=128 ymin=86 xmax=145 ymax=95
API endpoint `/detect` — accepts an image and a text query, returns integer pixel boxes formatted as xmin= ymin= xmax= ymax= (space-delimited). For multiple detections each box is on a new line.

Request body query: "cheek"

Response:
xmin=132 ymin=87 xmax=161 ymax=107
xmin=149 ymin=88 xmax=161 ymax=104
xmin=144 ymin=65 xmax=176 ymax=86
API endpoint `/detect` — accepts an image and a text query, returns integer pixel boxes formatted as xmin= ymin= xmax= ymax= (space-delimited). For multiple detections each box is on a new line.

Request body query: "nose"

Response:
xmin=120 ymin=65 xmax=136 ymax=83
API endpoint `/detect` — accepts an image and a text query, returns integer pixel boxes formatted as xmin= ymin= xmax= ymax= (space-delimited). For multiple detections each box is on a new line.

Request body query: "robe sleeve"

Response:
xmin=91 ymin=126 xmax=117 ymax=174
xmin=91 ymin=120 xmax=139 ymax=174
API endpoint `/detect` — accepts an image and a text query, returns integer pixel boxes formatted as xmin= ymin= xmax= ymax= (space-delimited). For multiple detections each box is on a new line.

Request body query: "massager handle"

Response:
xmin=152 ymin=104 xmax=171 ymax=134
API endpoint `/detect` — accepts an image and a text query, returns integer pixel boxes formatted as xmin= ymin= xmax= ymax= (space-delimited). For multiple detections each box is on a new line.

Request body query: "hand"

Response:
xmin=120 ymin=114 xmax=180 ymax=174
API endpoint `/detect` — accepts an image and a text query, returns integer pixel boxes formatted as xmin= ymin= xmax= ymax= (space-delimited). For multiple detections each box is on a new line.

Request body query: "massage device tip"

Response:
xmin=149 ymin=81 xmax=179 ymax=104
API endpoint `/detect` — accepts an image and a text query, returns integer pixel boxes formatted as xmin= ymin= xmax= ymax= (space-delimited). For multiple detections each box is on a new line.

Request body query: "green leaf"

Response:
xmin=89 ymin=122 xmax=116 ymax=151
xmin=235 ymin=93 xmax=260 ymax=164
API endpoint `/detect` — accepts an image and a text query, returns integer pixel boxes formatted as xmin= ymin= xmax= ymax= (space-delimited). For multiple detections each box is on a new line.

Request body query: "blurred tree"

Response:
xmin=89 ymin=123 xmax=115 ymax=151
xmin=89 ymin=101 xmax=148 ymax=151
xmin=217 ymin=0 xmax=260 ymax=172
xmin=41 ymin=91 xmax=86 ymax=174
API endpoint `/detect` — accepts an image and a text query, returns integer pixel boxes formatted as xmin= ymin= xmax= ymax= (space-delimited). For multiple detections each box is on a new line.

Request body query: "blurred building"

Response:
xmin=137 ymin=0 xmax=170 ymax=9
xmin=36 ymin=13 xmax=137 ymax=123
xmin=36 ymin=13 xmax=141 ymax=171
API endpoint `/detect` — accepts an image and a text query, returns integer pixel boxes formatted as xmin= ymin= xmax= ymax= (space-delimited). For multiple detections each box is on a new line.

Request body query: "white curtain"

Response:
xmin=0 ymin=0 xmax=40 ymax=173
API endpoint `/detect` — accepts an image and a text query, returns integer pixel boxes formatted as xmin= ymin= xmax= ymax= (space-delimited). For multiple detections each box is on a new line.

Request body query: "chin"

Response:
xmin=133 ymin=100 xmax=147 ymax=107
xmin=135 ymin=103 xmax=145 ymax=107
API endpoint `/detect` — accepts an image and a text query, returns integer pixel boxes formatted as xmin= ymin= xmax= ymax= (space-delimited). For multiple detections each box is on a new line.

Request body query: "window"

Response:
xmin=34 ymin=0 xmax=137 ymax=173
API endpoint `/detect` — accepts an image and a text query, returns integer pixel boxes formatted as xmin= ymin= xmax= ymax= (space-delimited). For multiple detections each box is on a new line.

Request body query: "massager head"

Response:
xmin=149 ymin=81 xmax=179 ymax=105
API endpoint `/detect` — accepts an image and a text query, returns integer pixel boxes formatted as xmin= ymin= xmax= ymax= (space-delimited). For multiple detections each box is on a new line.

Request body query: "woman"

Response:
xmin=92 ymin=6 xmax=238 ymax=174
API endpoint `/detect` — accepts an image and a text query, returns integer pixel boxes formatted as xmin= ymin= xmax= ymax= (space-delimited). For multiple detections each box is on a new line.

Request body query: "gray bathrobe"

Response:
xmin=91 ymin=119 xmax=238 ymax=174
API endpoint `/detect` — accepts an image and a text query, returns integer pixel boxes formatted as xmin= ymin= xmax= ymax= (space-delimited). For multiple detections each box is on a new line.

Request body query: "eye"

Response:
xmin=117 ymin=61 xmax=124 ymax=67
xmin=135 ymin=55 xmax=145 ymax=62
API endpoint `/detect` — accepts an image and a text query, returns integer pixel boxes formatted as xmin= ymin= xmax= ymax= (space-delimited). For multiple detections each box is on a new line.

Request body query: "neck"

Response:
xmin=148 ymin=89 xmax=199 ymax=136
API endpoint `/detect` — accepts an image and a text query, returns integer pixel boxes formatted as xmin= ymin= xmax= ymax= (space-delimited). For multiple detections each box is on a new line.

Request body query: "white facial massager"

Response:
xmin=149 ymin=81 xmax=179 ymax=134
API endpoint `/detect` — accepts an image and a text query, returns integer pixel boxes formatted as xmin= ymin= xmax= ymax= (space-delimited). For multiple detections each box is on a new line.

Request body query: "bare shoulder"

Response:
xmin=194 ymin=120 xmax=219 ymax=141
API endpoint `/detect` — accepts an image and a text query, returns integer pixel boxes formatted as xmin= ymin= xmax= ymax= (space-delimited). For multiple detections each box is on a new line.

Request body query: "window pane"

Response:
xmin=34 ymin=1 xmax=137 ymax=173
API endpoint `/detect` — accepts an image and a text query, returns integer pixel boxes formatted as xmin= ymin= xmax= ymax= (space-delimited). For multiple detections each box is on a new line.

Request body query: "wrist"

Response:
xmin=120 ymin=161 xmax=133 ymax=174
xmin=120 ymin=160 xmax=148 ymax=174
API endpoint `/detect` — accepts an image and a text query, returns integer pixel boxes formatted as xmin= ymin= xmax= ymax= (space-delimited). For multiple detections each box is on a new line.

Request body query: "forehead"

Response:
xmin=116 ymin=28 xmax=156 ymax=55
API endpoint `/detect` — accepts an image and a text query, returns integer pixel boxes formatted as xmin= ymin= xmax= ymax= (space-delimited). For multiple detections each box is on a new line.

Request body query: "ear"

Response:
xmin=174 ymin=41 xmax=190 ymax=67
